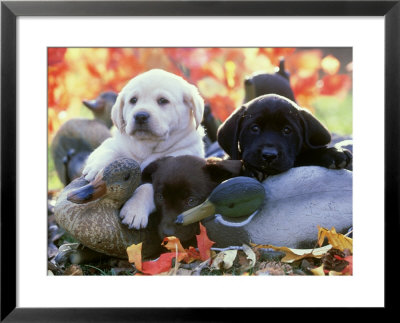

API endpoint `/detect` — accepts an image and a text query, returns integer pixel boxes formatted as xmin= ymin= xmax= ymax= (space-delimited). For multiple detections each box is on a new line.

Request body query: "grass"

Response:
xmin=48 ymin=146 xmax=63 ymax=191
xmin=312 ymin=94 xmax=352 ymax=136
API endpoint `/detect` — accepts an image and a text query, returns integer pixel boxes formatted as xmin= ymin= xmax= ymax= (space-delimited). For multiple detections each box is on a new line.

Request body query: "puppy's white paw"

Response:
xmin=120 ymin=202 xmax=149 ymax=229
xmin=82 ymin=161 xmax=105 ymax=182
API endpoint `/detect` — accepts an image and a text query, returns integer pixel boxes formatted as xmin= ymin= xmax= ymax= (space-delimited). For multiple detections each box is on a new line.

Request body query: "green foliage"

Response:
xmin=48 ymin=146 xmax=63 ymax=191
xmin=312 ymin=94 xmax=352 ymax=136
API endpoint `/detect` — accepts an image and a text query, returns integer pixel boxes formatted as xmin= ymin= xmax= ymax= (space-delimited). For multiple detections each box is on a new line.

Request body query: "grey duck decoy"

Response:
xmin=54 ymin=158 xmax=162 ymax=259
xmin=51 ymin=91 xmax=117 ymax=185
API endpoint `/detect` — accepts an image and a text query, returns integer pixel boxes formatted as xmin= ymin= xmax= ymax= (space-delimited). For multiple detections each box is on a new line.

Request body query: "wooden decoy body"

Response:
xmin=54 ymin=158 xmax=162 ymax=259
xmin=179 ymin=166 xmax=352 ymax=249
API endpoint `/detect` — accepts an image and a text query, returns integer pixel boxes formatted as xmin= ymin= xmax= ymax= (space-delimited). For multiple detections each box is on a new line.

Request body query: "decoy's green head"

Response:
xmin=67 ymin=158 xmax=140 ymax=206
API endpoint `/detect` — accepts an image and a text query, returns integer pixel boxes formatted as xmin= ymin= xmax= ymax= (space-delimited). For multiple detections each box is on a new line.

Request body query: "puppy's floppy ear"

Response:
xmin=298 ymin=108 xmax=331 ymax=149
xmin=141 ymin=156 xmax=173 ymax=183
xmin=111 ymin=92 xmax=126 ymax=133
xmin=183 ymin=83 xmax=205 ymax=129
xmin=203 ymin=157 xmax=243 ymax=183
xmin=141 ymin=160 xmax=159 ymax=184
xmin=217 ymin=106 xmax=246 ymax=159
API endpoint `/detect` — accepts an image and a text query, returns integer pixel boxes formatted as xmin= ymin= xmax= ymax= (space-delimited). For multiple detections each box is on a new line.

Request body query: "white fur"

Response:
xmin=82 ymin=69 xmax=205 ymax=229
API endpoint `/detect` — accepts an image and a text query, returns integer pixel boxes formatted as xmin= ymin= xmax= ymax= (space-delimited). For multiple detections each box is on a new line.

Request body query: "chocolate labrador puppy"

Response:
xmin=217 ymin=94 xmax=352 ymax=180
xmin=142 ymin=155 xmax=242 ymax=244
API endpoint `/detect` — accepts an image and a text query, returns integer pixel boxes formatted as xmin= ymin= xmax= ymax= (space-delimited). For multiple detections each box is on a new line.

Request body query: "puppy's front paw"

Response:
xmin=82 ymin=161 xmax=105 ymax=182
xmin=120 ymin=202 xmax=149 ymax=229
xmin=324 ymin=147 xmax=352 ymax=170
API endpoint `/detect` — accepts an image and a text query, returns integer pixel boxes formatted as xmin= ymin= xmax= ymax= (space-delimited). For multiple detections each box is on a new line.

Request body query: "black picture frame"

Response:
xmin=1 ymin=1 xmax=398 ymax=320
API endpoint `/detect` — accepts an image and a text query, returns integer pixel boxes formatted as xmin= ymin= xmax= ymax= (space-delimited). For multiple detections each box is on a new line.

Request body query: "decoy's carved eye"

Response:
xmin=124 ymin=173 xmax=131 ymax=181
xmin=186 ymin=197 xmax=198 ymax=207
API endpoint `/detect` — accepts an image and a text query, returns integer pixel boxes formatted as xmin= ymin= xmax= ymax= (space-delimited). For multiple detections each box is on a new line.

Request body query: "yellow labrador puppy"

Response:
xmin=82 ymin=69 xmax=205 ymax=229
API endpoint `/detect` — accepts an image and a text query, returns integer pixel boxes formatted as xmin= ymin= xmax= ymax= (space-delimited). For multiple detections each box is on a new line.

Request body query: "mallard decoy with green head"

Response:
xmin=177 ymin=166 xmax=352 ymax=249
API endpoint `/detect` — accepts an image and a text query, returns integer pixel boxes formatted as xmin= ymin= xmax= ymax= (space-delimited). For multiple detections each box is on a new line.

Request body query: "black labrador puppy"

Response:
xmin=217 ymin=94 xmax=352 ymax=180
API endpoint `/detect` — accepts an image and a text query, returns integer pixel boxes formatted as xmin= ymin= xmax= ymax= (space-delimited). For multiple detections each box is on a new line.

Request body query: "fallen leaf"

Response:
xmin=126 ymin=242 xmax=143 ymax=271
xmin=318 ymin=226 xmax=353 ymax=253
xmin=310 ymin=265 xmax=325 ymax=276
xmin=162 ymin=236 xmax=186 ymax=253
xmin=64 ymin=264 xmax=83 ymax=276
xmin=196 ymin=223 xmax=215 ymax=261
xmin=211 ymin=249 xmax=238 ymax=270
xmin=184 ymin=246 xmax=202 ymax=264
xmin=251 ymin=243 xmax=332 ymax=263
xmin=236 ymin=245 xmax=256 ymax=272
xmin=340 ymin=255 xmax=353 ymax=275
xmin=141 ymin=252 xmax=186 ymax=275
xmin=256 ymin=261 xmax=294 ymax=276
xmin=241 ymin=244 xmax=256 ymax=271
xmin=322 ymin=248 xmax=349 ymax=273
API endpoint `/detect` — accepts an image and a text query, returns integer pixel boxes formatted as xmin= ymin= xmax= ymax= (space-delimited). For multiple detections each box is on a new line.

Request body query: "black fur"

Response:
xmin=217 ymin=94 xmax=352 ymax=178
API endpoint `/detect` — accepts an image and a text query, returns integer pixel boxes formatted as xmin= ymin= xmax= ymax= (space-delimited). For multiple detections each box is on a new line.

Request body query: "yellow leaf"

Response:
xmin=317 ymin=226 xmax=353 ymax=253
xmin=126 ymin=242 xmax=142 ymax=271
xmin=161 ymin=236 xmax=186 ymax=253
xmin=251 ymin=243 xmax=332 ymax=263
xmin=310 ymin=265 xmax=325 ymax=276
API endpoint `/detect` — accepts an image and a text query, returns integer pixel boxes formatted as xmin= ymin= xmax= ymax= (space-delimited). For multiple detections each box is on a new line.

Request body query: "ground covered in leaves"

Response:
xmin=48 ymin=190 xmax=352 ymax=277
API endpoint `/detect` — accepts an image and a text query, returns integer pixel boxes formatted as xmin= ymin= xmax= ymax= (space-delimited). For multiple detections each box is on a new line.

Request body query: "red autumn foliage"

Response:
xmin=320 ymin=74 xmax=352 ymax=96
xmin=141 ymin=253 xmax=185 ymax=275
xmin=196 ymin=223 xmax=216 ymax=261
xmin=48 ymin=47 xmax=352 ymax=139
xmin=127 ymin=223 xmax=215 ymax=275
xmin=48 ymin=48 xmax=67 ymax=66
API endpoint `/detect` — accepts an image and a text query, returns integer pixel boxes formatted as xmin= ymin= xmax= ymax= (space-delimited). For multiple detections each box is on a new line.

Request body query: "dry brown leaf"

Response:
xmin=64 ymin=264 xmax=83 ymax=276
xmin=318 ymin=226 xmax=353 ymax=253
xmin=251 ymin=243 xmax=332 ymax=263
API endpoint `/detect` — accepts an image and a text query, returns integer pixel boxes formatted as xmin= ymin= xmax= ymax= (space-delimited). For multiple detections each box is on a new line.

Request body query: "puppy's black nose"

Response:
xmin=261 ymin=148 xmax=278 ymax=162
xmin=134 ymin=112 xmax=150 ymax=124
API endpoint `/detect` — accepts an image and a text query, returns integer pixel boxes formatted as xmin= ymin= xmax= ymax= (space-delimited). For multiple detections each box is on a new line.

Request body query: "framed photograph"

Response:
xmin=1 ymin=1 xmax=398 ymax=320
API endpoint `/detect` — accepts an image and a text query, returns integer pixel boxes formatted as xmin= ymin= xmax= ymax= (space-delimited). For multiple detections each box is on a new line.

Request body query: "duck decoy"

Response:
xmin=54 ymin=158 xmax=162 ymax=259
xmin=51 ymin=91 xmax=117 ymax=185
xmin=177 ymin=166 xmax=352 ymax=249
xmin=82 ymin=91 xmax=117 ymax=129
xmin=244 ymin=59 xmax=296 ymax=103
xmin=176 ymin=176 xmax=265 ymax=225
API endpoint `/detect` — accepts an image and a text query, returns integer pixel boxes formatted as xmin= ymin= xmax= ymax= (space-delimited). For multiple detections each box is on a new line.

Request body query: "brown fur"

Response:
xmin=142 ymin=155 xmax=242 ymax=243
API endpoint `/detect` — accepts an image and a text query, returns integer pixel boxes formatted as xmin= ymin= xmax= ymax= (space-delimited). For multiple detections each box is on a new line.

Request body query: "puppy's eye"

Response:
xmin=123 ymin=173 xmax=131 ymax=181
xmin=158 ymin=97 xmax=169 ymax=105
xmin=156 ymin=192 xmax=164 ymax=201
xmin=186 ymin=197 xmax=198 ymax=207
xmin=129 ymin=97 xmax=137 ymax=104
xmin=251 ymin=125 xmax=260 ymax=134
xmin=282 ymin=126 xmax=292 ymax=135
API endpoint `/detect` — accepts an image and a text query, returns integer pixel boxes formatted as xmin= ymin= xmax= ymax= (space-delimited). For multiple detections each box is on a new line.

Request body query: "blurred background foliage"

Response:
xmin=48 ymin=47 xmax=352 ymax=189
